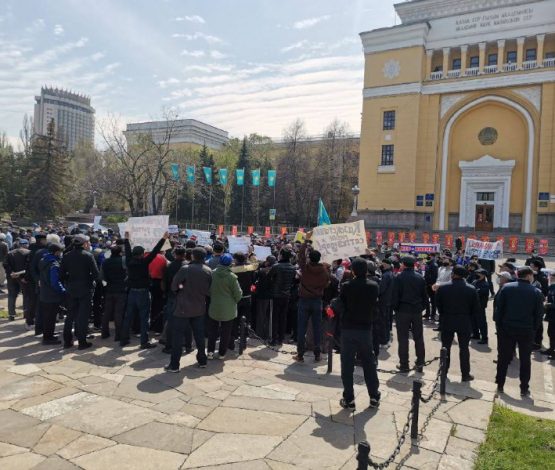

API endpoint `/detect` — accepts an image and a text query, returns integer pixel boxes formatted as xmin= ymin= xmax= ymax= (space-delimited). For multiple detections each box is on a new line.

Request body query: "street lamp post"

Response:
xmin=351 ymin=185 xmax=360 ymax=217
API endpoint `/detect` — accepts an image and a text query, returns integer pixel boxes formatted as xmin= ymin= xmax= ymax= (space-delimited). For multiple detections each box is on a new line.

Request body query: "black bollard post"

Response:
xmin=440 ymin=347 xmax=448 ymax=396
xmin=326 ymin=334 xmax=333 ymax=374
xmin=411 ymin=380 xmax=422 ymax=439
xmin=356 ymin=441 xmax=370 ymax=470
xmin=239 ymin=316 xmax=247 ymax=355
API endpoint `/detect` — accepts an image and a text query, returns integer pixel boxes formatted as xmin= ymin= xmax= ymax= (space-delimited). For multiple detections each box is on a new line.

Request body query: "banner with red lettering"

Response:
xmin=445 ymin=234 xmax=453 ymax=248
xmin=264 ymin=226 xmax=271 ymax=238
xmin=431 ymin=233 xmax=440 ymax=244
xmin=376 ymin=231 xmax=383 ymax=245
xmin=398 ymin=232 xmax=406 ymax=243
xmin=409 ymin=232 xmax=416 ymax=242
xmin=539 ymin=239 xmax=549 ymax=256
xmin=509 ymin=236 xmax=519 ymax=253
xmin=231 ymin=225 xmax=238 ymax=236
xmin=422 ymin=232 xmax=430 ymax=243
xmin=480 ymin=235 xmax=490 ymax=242
xmin=496 ymin=235 xmax=505 ymax=244
xmin=387 ymin=231 xmax=395 ymax=245
xmin=525 ymin=238 xmax=535 ymax=254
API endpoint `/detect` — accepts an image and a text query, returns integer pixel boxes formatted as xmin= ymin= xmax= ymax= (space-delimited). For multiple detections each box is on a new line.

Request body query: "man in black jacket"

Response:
xmin=339 ymin=258 xmax=380 ymax=411
xmin=472 ymin=269 xmax=490 ymax=344
xmin=379 ymin=259 xmax=395 ymax=339
xmin=268 ymin=249 xmax=297 ymax=345
xmin=38 ymin=243 xmax=65 ymax=345
xmin=27 ymin=233 xmax=47 ymax=332
xmin=100 ymin=245 xmax=127 ymax=341
xmin=436 ymin=265 xmax=481 ymax=381
xmin=494 ymin=267 xmax=544 ymax=396
xmin=424 ymin=253 xmax=439 ymax=321
xmin=120 ymin=232 xmax=168 ymax=349
xmin=60 ymin=235 xmax=100 ymax=350
xmin=4 ymin=239 xmax=32 ymax=323
xmin=392 ymin=256 xmax=429 ymax=372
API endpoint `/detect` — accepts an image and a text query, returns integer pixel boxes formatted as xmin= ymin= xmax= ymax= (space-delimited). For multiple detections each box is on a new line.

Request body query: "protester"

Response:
xmin=472 ymin=269 xmax=490 ymax=344
xmin=3 ymin=239 xmax=32 ymax=323
xmin=100 ymin=245 xmax=127 ymax=341
xmin=542 ymin=273 xmax=555 ymax=359
xmin=423 ymin=253 xmax=438 ymax=321
xmin=0 ymin=234 xmax=9 ymax=293
xmin=378 ymin=258 xmax=395 ymax=341
xmin=253 ymin=255 xmax=275 ymax=339
xmin=268 ymin=249 xmax=297 ymax=345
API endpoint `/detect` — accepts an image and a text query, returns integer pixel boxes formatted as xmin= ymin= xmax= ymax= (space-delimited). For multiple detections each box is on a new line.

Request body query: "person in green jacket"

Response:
xmin=208 ymin=254 xmax=243 ymax=359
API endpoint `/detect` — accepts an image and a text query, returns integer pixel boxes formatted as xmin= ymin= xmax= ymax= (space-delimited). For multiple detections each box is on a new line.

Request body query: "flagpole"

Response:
xmin=191 ymin=165 xmax=195 ymax=228
xmin=240 ymin=168 xmax=245 ymax=233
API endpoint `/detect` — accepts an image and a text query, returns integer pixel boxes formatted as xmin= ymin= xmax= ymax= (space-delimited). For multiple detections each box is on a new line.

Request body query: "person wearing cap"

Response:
xmin=471 ymin=269 xmax=490 ymax=344
xmin=3 ymin=239 xmax=32 ymax=322
xmin=120 ymin=232 xmax=169 ymax=349
xmin=436 ymin=265 xmax=481 ymax=382
xmin=166 ymin=247 xmax=212 ymax=371
xmin=391 ymin=256 xmax=429 ymax=372
xmin=0 ymin=233 xmax=8 ymax=293
xmin=38 ymin=243 xmax=66 ymax=345
xmin=59 ymin=234 xmax=100 ymax=350
xmin=204 ymin=253 xmax=242 ymax=362
xmin=494 ymin=266 xmax=544 ymax=396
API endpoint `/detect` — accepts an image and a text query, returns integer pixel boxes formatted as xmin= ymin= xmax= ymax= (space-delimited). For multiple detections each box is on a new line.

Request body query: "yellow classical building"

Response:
xmin=358 ymin=0 xmax=555 ymax=234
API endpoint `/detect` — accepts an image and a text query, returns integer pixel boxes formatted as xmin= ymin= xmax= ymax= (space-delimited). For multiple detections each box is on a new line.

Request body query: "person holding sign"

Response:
xmin=120 ymin=231 xmax=169 ymax=350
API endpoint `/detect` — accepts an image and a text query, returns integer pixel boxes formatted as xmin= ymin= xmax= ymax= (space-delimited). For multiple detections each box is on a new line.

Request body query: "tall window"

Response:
xmin=488 ymin=53 xmax=498 ymax=66
xmin=381 ymin=145 xmax=394 ymax=166
xmin=452 ymin=58 xmax=461 ymax=70
xmin=506 ymin=51 xmax=517 ymax=63
xmin=526 ymin=48 xmax=537 ymax=61
xmin=383 ymin=111 xmax=396 ymax=130
xmin=546 ymin=51 xmax=555 ymax=59
xmin=469 ymin=56 xmax=479 ymax=68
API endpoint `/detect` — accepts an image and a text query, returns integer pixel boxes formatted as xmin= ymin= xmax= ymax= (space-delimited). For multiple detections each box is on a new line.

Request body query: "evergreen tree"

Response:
xmin=25 ymin=119 xmax=72 ymax=219
xmin=229 ymin=137 xmax=252 ymax=228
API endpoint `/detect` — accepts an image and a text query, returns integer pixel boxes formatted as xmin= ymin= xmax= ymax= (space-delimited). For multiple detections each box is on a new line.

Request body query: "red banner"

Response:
xmin=409 ymin=232 xmax=416 ymax=242
xmin=218 ymin=225 xmax=224 ymax=235
xmin=231 ymin=225 xmax=238 ymax=236
xmin=247 ymin=226 xmax=254 ymax=235
xmin=422 ymin=232 xmax=430 ymax=243
xmin=539 ymin=239 xmax=549 ymax=256
xmin=280 ymin=226 xmax=287 ymax=235
xmin=398 ymin=232 xmax=406 ymax=243
xmin=509 ymin=236 xmax=519 ymax=253
xmin=264 ymin=227 xmax=271 ymax=238
xmin=366 ymin=231 xmax=371 ymax=245
xmin=376 ymin=231 xmax=383 ymax=245
xmin=480 ymin=235 xmax=490 ymax=242
xmin=431 ymin=233 xmax=439 ymax=244
xmin=445 ymin=234 xmax=453 ymax=248
xmin=387 ymin=231 xmax=395 ymax=245
xmin=525 ymin=238 xmax=535 ymax=254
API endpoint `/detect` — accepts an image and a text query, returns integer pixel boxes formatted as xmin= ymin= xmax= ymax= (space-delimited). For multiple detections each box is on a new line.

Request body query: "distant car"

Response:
xmin=68 ymin=223 xmax=108 ymax=234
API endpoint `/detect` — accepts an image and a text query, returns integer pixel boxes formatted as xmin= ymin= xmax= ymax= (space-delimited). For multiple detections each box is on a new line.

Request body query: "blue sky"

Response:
xmin=0 ymin=0 xmax=399 ymax=146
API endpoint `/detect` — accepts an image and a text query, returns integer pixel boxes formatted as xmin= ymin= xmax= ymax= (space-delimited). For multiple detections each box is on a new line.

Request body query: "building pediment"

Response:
xmin=459 ymin=155 xmax=516 ymax=177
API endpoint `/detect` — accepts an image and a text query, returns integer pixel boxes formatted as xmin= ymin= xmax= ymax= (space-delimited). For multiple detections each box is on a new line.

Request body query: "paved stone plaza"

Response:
xmin=0 ymin=295 xmax=553 ymax=469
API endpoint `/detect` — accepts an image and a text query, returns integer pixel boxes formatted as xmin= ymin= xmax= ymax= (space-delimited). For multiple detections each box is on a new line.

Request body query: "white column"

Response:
xmin=497 ymin=39 xmax=505 ymax=69
xmin=537 ymin=34 xmax=545 ymax=66
xmin=478 ymin=42 xmax=486 ymax=73
xmin=426 ymin=49 xmax=433 ymax=77
xmin=517 ymin=37 xmax=525 ymax=69
xmin=442 ymin=47 xmax=450 ymax=78
xmin=460 ymin=45 xmax=468 ymax=73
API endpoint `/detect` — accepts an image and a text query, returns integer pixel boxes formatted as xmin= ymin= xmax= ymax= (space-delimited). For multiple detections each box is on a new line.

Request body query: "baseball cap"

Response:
xmin=19 ymin=239 xmax=29 ymax=246
xmin=220 ymin=253 xmax=233 ymax=266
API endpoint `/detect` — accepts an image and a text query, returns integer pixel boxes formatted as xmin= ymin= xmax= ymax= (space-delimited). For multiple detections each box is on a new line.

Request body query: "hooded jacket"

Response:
xmin=208 ymin=266 xmax=243 ymax=322
xmin=39 ymin=253 xmax=66 ymax=303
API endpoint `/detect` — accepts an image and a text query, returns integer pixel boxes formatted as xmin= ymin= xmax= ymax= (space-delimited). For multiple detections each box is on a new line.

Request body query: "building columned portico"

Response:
xmin=357 ymin=0 xmax=555 ymax=234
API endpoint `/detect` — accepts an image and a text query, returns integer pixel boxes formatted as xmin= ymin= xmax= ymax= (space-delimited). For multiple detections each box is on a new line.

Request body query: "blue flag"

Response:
xmin=318 ymin=198 xmax=331 ymax=226
xmin=203 ymin=167 xmax=212 ymax=184
xmin=186 ymin=165 xmax=195 ymax=183
xmin=219 ymin=168 xmax=228 ymax=185
xmin=236 ymin=168 xmax=245 ymax=186
xmin=267 ymin=169 xmax=276 ymax=188
xmin=251 ymin=169 xmax=261 ymax=186
xmin=170 ymin=163 xmax=180 ymax=182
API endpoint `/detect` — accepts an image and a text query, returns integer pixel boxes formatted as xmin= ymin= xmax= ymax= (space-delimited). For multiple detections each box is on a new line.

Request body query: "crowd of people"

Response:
xmin=0 ymin=223 xmax=553 ymax=410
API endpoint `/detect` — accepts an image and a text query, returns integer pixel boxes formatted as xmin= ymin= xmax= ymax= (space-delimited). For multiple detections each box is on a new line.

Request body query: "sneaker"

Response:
xmin=77 ymin=342 xmax=93 ymax=350
xmin=140 ymin=343 xmax=156 ymax=350
xmin=339 ymin=398 xmax=356 ymax=410
xmin=292 ymin=355 xmax=304 ymax=363
xmin=462 ymin=374 xmax=474 ymax=382
xmin=369 ymin=395 xmax=381 ymax=408
xmin=207 ymin=352 xmax=215 ymax=360
xmin=164 ymin=365 xmax=179 ymax=373
xmin=396 ymin=364 xmax=410 ymax=373
xmin=214 ymin=352 xmax=226 ymax=360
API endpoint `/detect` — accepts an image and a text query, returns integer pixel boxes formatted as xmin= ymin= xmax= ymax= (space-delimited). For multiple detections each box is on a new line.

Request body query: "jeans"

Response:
xmin=297 ymin=298 xmax=322 ymax=357
xmin=496 ymin=327 xmax=533 ymax=391
xmin=121 ymin=289 xmax=151 ymax=346
xmin=170 ymin=315 xmax=206 ymax=369
xmin=441 ymin=329 xmax=471 ymax=377
xmin=102 ymin=292 xmax=126 ymax=340
xmin=207 ymin=317 xmax=234 ymax=356
xmin=64 ymin=293 xmax=92 ymax=346
xmin=340 ymin=329 xmax=380 ymax=402
xmin=272 ymin=297 xmax=289 ymax=343
xmin=396 ymin=310 xmax=425 ymax=367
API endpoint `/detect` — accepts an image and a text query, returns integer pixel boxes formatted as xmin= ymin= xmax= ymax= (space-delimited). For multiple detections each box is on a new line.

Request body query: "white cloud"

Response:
xmin=175 ymin=15 xmax=205 ymax=24
xmin=91 ymin=52 xmax=105 ymax=61
xmin=26 ymin=18 xmax=45 ymax=33
xmin=53 ymin=24 xmax=64 ymax=35
xmin=171 ymin=32 xmax=223 ymax=44
xmin=158 ymin=77 xmax=180 ymax=88
xmin=293 ymin=15 xmax=331 ymax=30
xmin=181 ymin=49 xmax=205 ymax=57
xmin=209 ymin=50 xmax=227 ymax=59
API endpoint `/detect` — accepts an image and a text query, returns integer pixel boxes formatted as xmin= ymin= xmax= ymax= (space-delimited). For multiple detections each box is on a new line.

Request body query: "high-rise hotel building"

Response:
xmin=34 ymin=87 xmax=95 ymax=151
xmin=358 ymin=0 xmax=555 ymax=233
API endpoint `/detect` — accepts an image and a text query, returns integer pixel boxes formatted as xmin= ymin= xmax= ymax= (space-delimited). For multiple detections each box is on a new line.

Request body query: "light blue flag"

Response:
xmin=219 ymin=168 xmax=228 ymax=185
xmin=251 ymin=169 xmax=261 ymax=186
xmin=203 ymin=167 xmax=212 ymax=184
xmin=267 ymin=169 xmax=276 ymax=188
xmin=170 ymin=163 xmax=180 ymax=182
xmin=186 ymin=165 xmax=195 ymax=183
xmin=236 ymin=168 xmax=245 ymax=186
xmin=318 ymin=198 xmax=331 ymax=226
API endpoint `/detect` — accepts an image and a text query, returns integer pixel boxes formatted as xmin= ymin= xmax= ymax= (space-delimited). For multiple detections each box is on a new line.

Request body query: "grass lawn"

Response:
xmin=0 ymin=309 xmax=8 ymax=318
xmin=475 ymin=404 xmax=555 ymax=470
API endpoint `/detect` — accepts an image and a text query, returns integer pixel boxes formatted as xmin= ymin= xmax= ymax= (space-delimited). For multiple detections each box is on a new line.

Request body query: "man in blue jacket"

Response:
xmin=494 ymin=266 xmax=544 ymax=396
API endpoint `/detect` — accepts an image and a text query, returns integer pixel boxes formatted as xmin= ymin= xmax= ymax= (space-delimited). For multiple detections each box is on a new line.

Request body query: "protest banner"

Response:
xmin=253 ymin=245 xmax=272 ymax=260
xmin=525 ymin=238 xmax=535 ymax=254
xmin=480 ymin=235 xmax=490 ymax=242
xmin=387 ymin=231 xmax=395 ymax=245
xmin=264 ymin=226 xmax=271 ymax=238
xmin=126 ymin=215 xmax=169 ymax=251
xmin=539 ymin=239 xmax=549 ymax=256
xmin=464 ymin=238 xmax=503 ymax=260
xmin=398 ymin=231 xmax=405 ymax=243
xmin=186 ymin=229 xmax=212 ymax=246
xmin=93 ymin=216 xmax=102 ymax=230
xmin=399 ymin=243 xmax=440 ymax=255
xmin=375 ymin=231 xmax=383 ymax=245
xmin=228 ymin=236 xmax=251 ymax=254
xmin=168 ymin=225 xmax=179 ymax=234
xmin=311 ymin=220 xmax=367 ymax=264
xmin=431 ymin=233 xmax=440 ymax=244
xmin=445 ymin=234 xmax=453 ymax=248
xmin=247 ymin=226 xmax=254 ymax=235
xmin=509 ymin=236 xmax=519 ymax=253
xmin=117 ymin=223 xmax=127 ymax=235
xmin=422 ymin=233 xmax=430 ymax=243
xmin=231 ymin=226 xmax=238 ymax=236
xmin=409 ymin=232 xmax=416 ymax=242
